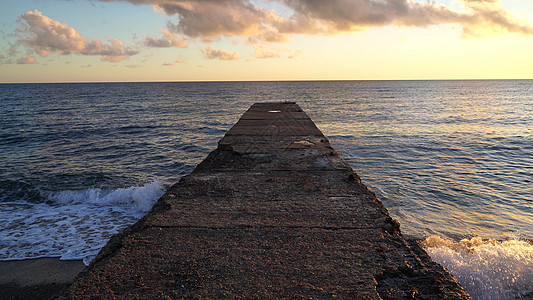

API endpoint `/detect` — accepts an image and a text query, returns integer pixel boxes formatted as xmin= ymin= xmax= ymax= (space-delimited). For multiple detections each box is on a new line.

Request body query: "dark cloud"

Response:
xmin=100 ymin=0 xmax=292 ymax=42
xmin=163 ymin=0 xmax=265 ymax=38
xmin=280 ymin=0 xmax=533 ymax=36
xmin=279 ymin=0 xmax=455 ymax=28
xmin=100 ymin=0 xmax=533 ymax=40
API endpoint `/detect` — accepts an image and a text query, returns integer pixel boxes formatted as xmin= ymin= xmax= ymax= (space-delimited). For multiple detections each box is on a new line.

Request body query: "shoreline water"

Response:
xmin=1 ymin=236 xmax=531 ymax=299
xmin=421 ymin=236 xmax=533 ymax=299
xmin=0 ymin=257 xmax=85 ymax=300
xmin=1 ymin=80 xmax=531 ymax=299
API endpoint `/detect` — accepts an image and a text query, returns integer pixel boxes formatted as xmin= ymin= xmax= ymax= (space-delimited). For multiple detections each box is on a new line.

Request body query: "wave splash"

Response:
xmin=47 ymin=179 xmax=165 ymax=212
xmin=0 ymin=180 xmax=166 ymax=265
xmin=423 ymin=235 xmax=533 ymax=300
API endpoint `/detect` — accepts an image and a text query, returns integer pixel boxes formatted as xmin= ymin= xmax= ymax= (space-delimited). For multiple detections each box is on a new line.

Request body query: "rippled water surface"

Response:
xmin=1 ymin=80 xmax=532 ymax=298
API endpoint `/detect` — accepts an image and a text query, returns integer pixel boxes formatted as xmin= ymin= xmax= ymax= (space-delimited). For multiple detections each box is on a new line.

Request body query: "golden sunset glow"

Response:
xmin=1 ymin=1 xmax=533 ymax=82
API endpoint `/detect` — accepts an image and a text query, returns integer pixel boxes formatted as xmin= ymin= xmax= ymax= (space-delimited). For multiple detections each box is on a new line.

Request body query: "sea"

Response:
xmin=0 ymin=80 xmax=532 ymax=299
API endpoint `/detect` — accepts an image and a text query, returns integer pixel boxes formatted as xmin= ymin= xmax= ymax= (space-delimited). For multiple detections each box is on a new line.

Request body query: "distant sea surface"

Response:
xmin=1 ymin=81 xmax=532 ymax=299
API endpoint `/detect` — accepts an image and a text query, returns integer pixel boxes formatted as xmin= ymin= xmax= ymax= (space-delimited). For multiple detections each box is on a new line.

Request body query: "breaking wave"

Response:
xmin=423 ymin=235 xmax=533 ymax=300
xmin=47 ymin=179 xmax=165 ymax=212
xmin=0 ymin=180 xmax=166 ymax=265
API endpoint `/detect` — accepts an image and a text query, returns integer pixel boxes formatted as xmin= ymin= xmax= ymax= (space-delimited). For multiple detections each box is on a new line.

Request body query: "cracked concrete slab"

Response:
xmin=62 ymin=102 xmax=470 ymax=299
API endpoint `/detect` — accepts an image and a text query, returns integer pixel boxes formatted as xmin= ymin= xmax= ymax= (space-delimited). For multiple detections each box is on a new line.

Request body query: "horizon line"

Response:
xmin=1 ymin=78 xmax=532 ymax=84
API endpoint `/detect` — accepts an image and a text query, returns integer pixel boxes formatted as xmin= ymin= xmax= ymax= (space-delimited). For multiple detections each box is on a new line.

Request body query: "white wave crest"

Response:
xmin=47 ymin=179 xmax=166 ymax=212
xmin=423 ymin=235 xmax=533 ymax=300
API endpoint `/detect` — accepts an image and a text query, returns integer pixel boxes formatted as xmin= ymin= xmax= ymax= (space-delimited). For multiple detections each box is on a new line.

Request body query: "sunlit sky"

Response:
xmin=1 ymin=0 xmax=533 ymax=83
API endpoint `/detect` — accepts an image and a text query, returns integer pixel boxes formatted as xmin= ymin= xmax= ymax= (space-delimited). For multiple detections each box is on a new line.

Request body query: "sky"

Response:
xmin=1 ymin=0 xmax=533 ymax=82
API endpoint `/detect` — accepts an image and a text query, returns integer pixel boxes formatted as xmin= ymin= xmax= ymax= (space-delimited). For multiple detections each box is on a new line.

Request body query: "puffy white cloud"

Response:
xmin=16 ymin=10 xmax=138 ymax=62
xmin=203 ymin=46 xmax=240 ymax=60
xmin=17 ymin=10 xmax=86 ymax=57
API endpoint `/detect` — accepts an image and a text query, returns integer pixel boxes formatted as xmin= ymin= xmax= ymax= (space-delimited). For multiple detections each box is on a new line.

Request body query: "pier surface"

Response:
xmin=64 ymin=103 xmax=470 ymax=299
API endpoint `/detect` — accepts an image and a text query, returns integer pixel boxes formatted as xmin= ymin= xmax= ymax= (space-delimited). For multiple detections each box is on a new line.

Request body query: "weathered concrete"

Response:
xmin=63 ymin=102 xmax=470 ymax=299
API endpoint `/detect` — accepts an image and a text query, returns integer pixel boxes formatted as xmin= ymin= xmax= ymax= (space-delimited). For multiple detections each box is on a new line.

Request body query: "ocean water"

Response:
xmin=0 ymin=81 xmax=532 ymax=298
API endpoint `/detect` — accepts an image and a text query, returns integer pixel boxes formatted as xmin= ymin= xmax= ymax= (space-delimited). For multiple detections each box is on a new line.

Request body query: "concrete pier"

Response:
xmin=63 ymin=103 xmax=470 ymax=299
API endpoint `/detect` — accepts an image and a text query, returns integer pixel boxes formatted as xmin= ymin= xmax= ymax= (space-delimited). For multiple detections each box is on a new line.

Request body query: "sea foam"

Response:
xmin=0 ymin=180 xmax=165 ymax=265
xmin=47 ymin=179 xmax=165 ymax=211
xmin=423 ymin=235 xmax=533 ymax=300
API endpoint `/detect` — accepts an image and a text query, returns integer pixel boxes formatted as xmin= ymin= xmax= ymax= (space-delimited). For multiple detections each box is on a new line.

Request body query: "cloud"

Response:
xmin=141 ymin=52 xmax=154 ymax=63
xmin=16 ymin=9 xmax=138 ymax=62
xmin=95 ymin=0 xmax=533 ymax=39
xmin=203 ymin=46 xmax=240 ymax=60
xmin=10 ymin=1 xmax=528 ymax=66
xmin=253 ymin=45 xmax=301 ymax=59
xmin=83 ymin=38 xmax=137 ymax=62
xmin=101 ymin=0 xmax=292 ymax=43
xmin=162 ymin=60 xmax=184 ymax=66
xmin=17 ymin=54 xmax=37 ymax=64
xmin=125 ymin=64 xmax=141 ymax=68
xmin=459 ymin=0 xmax=533 ymax=36
xmin=16 ymin=10 xmax=86 ymax=56
xmin=254 ymin=45 xmax=282 ymax=59
xmin=278 ymin=0 xmax=533 ymax=36
xmin=163 ymin=0 xmax=267 ymax=40
xmin=288 ymin=49 xmax=302 ymax=59
xmin=162 ymin=54 xmax=186 ymax=66
xmin=144 ymin=29 xmax=188 ymax=47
